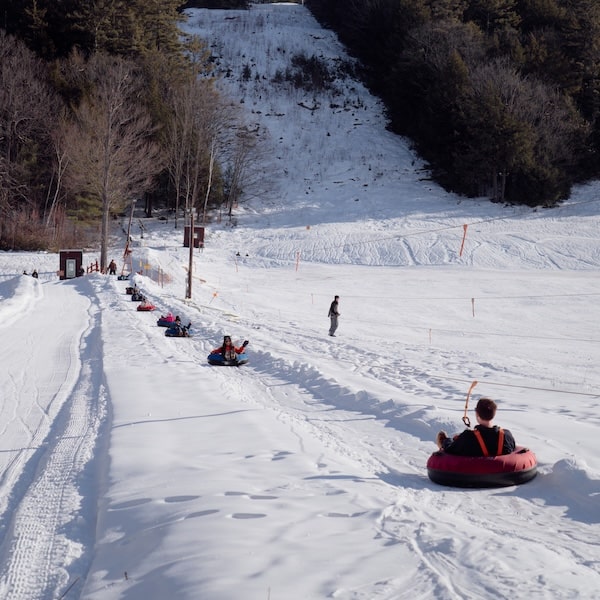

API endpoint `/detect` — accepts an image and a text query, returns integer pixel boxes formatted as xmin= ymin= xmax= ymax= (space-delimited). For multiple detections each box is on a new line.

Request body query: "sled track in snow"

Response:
xmin=243 ymin=346 xmax=600 ymax=600
xmin=0 ymin=304 xmax=108 ymax=600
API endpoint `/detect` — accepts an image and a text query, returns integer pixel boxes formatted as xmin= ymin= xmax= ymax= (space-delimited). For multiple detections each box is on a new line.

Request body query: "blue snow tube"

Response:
xmin=207 ymin=351 xmax=249 ymax=366
xmin=165 ymin=325 xmax=192 ymax=337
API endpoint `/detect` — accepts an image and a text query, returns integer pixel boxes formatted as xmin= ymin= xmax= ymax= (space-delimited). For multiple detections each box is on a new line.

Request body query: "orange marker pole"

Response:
xmin=459 ymin=224 xmax=468 ymax=257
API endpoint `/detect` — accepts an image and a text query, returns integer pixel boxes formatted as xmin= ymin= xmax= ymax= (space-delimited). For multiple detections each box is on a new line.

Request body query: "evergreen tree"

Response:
xmin=456 ymin=59 xmax=585 ymax=204
xmin=182 ymin=0 xmax=250 ymax=7
xmin=423 ymin=0 xmax=468 ymax=21
xmin=517 ymin=0 xmax=564 ymax=33
xmin=131 ymin=0 xmax=186 ymax=56
xmin=464 ymin=0 xmax=521 ymax=35
xmin=0 ymin=0 xmax=186 ymax=59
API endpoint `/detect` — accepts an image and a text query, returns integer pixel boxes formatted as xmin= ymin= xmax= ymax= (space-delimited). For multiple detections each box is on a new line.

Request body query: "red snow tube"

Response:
xmin=427 ymin=446 xmax=537 ymax=488
xmin=137 ymin=303 xmax=156 ymax=312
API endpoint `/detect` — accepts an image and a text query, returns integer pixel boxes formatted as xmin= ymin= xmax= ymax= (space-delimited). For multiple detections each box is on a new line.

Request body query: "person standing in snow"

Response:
xmin=328 ymin=295 xmax=340 ymax=337
xmin=436 ymin=397 xmax=516 ymax=456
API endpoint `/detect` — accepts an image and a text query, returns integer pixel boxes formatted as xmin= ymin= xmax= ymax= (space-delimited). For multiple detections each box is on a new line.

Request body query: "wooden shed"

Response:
xmin=59 ymin=249 xmax=83 ymax=280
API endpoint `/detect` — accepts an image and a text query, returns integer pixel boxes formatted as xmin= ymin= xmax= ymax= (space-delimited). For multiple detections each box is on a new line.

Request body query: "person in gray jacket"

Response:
xmin=328 ymin=295 xmax=340 ymax=337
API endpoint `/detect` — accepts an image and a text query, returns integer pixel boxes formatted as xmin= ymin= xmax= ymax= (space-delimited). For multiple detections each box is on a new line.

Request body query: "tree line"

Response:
xmin=0 ymin=0 xmax=254 ymax=268
xmin=3 ymin=0 xmax=594 ymax=262
xmin=305 ymin=0 xmax=600 ymax=207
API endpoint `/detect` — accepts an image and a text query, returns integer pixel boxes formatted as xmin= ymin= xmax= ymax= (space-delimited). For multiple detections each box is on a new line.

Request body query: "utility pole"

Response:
xmin=122 ymin=199 xmax=136 ymax=276
xmin=186 ymin=210 xmax=194 ymax=299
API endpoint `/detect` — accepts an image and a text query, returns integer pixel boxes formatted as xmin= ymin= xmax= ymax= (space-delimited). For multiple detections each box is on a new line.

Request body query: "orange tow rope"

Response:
xmin=462 ymin=380 xmax=478 ymax=427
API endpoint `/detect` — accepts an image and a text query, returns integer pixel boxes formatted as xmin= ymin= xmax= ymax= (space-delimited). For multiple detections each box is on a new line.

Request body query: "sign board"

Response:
xmin=183 ymin=226 xmax=205 ymax=248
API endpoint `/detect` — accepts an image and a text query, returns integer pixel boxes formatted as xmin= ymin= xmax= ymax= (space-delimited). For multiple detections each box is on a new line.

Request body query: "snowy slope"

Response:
xmin=0 ymin=4 xmax=598 ymax=600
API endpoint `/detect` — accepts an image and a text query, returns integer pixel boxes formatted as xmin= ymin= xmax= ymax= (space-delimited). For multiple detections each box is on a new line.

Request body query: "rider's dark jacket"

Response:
xmin=442 ymin=425 xmax=516 ymax=456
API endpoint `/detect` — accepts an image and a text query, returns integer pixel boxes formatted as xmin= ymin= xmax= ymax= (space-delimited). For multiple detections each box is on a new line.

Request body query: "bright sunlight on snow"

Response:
xmin=0 ymin=4 xmax=599 ymax=600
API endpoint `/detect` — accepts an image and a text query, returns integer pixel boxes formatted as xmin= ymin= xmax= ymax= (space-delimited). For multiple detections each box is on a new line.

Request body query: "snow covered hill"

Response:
xmin=0 ymin=4 xmax=599 ymax=599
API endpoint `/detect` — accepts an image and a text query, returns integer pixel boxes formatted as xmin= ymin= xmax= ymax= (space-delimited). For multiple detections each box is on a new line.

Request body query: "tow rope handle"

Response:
xmin=462 ymin=380 xmax=478 ymax=428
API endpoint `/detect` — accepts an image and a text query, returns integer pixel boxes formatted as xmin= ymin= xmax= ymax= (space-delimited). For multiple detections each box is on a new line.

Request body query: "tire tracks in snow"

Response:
xmin=0 ymin=293 xmax=108 ymax=600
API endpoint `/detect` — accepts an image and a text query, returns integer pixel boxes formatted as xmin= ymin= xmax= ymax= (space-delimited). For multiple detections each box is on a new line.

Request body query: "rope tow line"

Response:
xmin=438 ymin=375 xmax=599 ymax=398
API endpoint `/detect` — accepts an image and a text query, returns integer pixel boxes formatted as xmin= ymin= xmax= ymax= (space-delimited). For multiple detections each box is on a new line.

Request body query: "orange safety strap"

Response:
xmin=496 ymin=428 xmax=505 ymax=456
xmin=473 ymin=428 xmax=504 ymax=457
xmin=472 ymin=429 xmax=489 ymax=457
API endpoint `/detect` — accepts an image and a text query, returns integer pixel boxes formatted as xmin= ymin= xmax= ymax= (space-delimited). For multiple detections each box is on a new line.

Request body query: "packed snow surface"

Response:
xmin=0 ymin=4 xmax=598 ymax=599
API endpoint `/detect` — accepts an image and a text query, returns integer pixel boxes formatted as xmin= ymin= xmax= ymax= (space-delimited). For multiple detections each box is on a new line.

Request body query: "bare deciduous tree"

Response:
xmin=222 ymin=127 xmax=254 ymax=218
xmin=165 ymin=72 xmax=223 ymax=228
xmin=218 ymin=114 xmax=274 ymax=221
xmin=45 ymin=110 xmax=71 ymax=234
xmin=64 ymin=52 xmax=163 ymax=271
xmin=0 ymin=30 xmax=60 ymax=246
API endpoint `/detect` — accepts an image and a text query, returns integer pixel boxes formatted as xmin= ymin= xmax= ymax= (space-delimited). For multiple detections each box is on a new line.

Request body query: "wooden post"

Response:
xmin=186 ymin=211 xmax=194 ymax=299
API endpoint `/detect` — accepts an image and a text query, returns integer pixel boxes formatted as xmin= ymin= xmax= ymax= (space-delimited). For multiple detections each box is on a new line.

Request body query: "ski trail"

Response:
xmin=0 ymin=295 xmax=107 ymax=600
xmin=0 ymin=307 xmax=80 ymax=520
